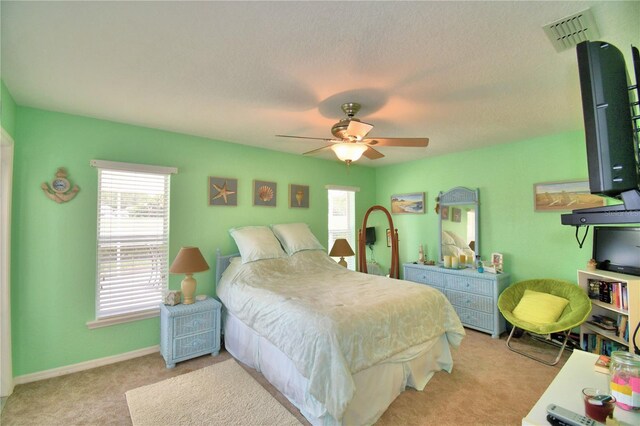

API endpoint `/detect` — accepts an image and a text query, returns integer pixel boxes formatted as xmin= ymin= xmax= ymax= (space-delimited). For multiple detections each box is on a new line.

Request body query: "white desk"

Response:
xmin=522 ymin=350 xmax=640 ymax=426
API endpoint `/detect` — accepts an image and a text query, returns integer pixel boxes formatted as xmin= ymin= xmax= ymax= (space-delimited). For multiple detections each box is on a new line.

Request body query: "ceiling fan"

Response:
xmin=276 ymin=102 xmax=429 ymax=164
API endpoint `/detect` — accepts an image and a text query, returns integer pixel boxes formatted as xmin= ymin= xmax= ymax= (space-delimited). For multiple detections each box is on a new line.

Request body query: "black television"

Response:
xmin=561 ymin=42 xmax=640 ymax=225
xmin=593 ymin=226 xmax=640 ymax=276
xmin=365 ymin=227 xmax=376 ymax=246
xmin=576 ymin=41 xmax=639 ymax=199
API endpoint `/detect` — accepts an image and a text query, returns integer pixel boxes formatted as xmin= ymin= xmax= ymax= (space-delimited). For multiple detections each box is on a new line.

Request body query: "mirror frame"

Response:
xmin=438 ymin=187 xmax=480 ymax=262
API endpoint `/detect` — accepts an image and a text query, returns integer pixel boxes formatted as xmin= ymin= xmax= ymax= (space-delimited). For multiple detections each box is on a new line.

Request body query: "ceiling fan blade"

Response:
xmin=303 ymin=145 xmax=333 ymax=156
xmin=276 ymin=134 xmax=334 ymax=142
xmin=346 ymin=120 xmax=374 ymax=140
xmin=365 ymin=137 xmax=429 ymax=147
xmin=362 ymin=146 xmax=385 ymax=160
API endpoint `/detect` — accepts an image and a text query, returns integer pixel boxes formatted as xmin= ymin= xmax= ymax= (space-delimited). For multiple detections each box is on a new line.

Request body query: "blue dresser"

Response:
xmin=403 ymin=263 xmax=510 ymax=338
xmin=160 ymin=297 xmax=221 ymax=368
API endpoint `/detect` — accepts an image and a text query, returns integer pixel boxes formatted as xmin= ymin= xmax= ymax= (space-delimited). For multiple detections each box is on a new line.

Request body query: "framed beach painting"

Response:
xmin=390 ymin=192 xmax=425 ymax=214
xmin=533 ymin=180 xmax=605 ymax=212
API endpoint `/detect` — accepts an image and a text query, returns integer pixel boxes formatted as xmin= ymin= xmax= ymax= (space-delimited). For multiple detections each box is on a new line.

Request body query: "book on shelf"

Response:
xmin=618 ymin=315 xmax=628 ymax=339
xmin=582 ymin=333 xmax=628 ymax=355
xmin=594 ymin=354 xmax=611 ymax=374
xmin=588 ymin=280 xmax=628 ymax=310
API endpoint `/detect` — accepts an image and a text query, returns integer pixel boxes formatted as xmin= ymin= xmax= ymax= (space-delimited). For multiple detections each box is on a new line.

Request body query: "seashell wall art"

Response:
xmin=253 ymin=180 xmax=277 ymax=207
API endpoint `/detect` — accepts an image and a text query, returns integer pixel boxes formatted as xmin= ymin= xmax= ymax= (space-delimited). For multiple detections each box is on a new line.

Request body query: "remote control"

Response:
xmin=546 ymin=404 xmax=605 ymax=426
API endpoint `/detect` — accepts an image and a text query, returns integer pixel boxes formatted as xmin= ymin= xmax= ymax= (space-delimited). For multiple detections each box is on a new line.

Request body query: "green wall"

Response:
xmin=373 ymin=131 xmax=593 ymax=283
xmin=11 ymin=106 xmax=376 ymax=376
xmin=9 ymin=105 xmax=603 ymax=378
xmin=1 ymin=80 xmax=16 ymax=137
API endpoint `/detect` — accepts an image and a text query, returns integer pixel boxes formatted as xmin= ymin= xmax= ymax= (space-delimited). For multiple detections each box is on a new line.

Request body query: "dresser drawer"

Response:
xmin=453 ymin=306 xmax=493 ymax=331
xmin=446 ymin=289 xmax=494 ymax=314
xmin=444 ymin=275 xmax=493 ymax=296
xmin=173 ymin=311 xmax=215 ymax=338
xmin=173 ymin=331 xmax=216 ymax=359
xmin=404 ymin=266 xmax=444 ymax=288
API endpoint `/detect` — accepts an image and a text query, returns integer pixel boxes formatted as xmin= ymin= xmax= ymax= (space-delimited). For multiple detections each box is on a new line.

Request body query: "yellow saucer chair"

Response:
xmin=498 ymin=279 xmax=592 ymax=365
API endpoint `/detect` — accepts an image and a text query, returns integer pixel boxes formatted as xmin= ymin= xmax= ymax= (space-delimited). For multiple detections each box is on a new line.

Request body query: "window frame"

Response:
xmin=327 ymin=186 xmax=359 ymax=271
xmin=87 ymin=160 xmax=177 ymax=329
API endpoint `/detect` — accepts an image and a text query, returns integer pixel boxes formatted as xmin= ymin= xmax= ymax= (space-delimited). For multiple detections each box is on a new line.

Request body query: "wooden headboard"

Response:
xmin=215 ymin=249 xmax=240 ymax=285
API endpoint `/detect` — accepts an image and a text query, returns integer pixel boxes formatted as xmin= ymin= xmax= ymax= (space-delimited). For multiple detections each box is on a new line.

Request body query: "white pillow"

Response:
xmin=270 ymin=223 xmax=324 ymax=256
xmin=441 ymin=231 xmax=455 ymax=245
xmin=229 ymin=226 xmax=286 ymax=263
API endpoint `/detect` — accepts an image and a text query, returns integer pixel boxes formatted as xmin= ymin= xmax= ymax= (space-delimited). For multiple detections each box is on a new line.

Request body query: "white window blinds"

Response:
xmin=328 ymin=189 xmax=356 ymax=270
xmin=94 ymin=161 xmax=175 ymax=319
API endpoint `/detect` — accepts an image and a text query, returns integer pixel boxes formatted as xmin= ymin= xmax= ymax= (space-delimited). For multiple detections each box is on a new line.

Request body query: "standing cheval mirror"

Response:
xmin=438 ymin=187 xmax=479 ymax=264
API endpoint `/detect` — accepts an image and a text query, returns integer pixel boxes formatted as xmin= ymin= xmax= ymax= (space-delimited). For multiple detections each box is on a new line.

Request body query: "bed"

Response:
xmin=216 ymin=224 xmax=465 ymax=425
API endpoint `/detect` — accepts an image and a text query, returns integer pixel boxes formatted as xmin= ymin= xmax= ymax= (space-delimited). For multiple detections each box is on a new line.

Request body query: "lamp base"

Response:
xmin=338 ymin=257 xmax=347 ymax=268
xmin=181 ymin=274 xmax=197 ymax=304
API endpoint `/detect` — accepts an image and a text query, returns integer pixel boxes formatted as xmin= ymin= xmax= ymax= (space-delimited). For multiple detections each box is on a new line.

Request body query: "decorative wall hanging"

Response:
xmin=253 ymin=180 xmax=277 ymax=207
xmin=533 ymin=180 xmax=605 ymax=212
xmin=390 ymin=192 xmax=425 ymax=214
xmin=41 ymin=167 xmax=79 ymax=203
xmin=289 ymin=184 xmax=309 ymax=208
xmin=440 ymin=205 xmax=449 ymax=220
xmin=209 ymin=177 xmax=237 ymax=206
xmin=452 ymin=207 xmax=462 ymax=222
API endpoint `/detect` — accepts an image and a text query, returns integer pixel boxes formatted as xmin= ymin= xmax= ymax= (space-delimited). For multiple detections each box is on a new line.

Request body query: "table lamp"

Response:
xmin=169 ymin=247 xmax=209 ymax=304
xmin=329 ymin=238 xmax=355 ymax=267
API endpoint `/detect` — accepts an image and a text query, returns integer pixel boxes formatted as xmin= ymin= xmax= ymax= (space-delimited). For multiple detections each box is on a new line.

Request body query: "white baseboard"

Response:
xmin=14 ymin=345 xmax=160 ymax=385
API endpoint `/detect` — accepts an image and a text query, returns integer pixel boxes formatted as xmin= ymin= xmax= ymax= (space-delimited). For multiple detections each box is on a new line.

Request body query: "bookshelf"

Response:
xmin=578 ymin=269 xmax=640 ymax=354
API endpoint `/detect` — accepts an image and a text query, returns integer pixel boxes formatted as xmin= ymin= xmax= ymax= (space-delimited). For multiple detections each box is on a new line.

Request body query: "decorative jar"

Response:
xmin=609 ymin=351 xmax=640 ymax=411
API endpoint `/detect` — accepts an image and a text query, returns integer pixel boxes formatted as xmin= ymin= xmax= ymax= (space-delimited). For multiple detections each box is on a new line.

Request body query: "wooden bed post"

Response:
xmin=359 ymin=205 xmax=400 ymax=279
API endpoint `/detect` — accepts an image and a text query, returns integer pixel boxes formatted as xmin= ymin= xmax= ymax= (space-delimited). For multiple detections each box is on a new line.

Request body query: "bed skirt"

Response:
xmin=223 ymin=310 xmax=454 ymax=426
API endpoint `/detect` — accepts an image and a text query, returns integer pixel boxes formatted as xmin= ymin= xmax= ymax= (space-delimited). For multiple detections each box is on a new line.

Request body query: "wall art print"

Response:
xmin=289 ymin=184 xmax=309 ymax=208
xmin=209 ymin=176 xmax=237 ymax=206
xmin=390 ymin=192 xmax=425 ymax=214
xmin=533 ymin=180 xmax=605 ymax=212
xmin=253 ymin=180 xmax=277 ymax=207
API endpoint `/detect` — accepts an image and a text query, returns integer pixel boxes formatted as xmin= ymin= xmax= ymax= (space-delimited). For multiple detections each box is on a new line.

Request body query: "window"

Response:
xmin=327 ymin=186 xmax=358 ymax=270
xmin=90 ymin=160 xmax=176 ymax=326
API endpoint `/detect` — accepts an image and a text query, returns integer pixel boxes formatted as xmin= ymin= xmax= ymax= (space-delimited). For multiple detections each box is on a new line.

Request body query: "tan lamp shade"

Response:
xmin=169 ymin=247 xmax=209 ymax=274
xmin=169 ymin=247 xmax=209 ymax=305
xmin=329 ymin=239 xmax=354 ymax=267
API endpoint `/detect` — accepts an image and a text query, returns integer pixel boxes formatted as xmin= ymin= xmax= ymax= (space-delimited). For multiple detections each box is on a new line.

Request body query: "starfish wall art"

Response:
xmin=209 ymin=176 xmax=238 ymax=206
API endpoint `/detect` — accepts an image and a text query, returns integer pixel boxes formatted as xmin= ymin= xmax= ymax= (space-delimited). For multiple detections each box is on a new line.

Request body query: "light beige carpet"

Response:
xmin=125 ymin=358 xmax=301 ymax=426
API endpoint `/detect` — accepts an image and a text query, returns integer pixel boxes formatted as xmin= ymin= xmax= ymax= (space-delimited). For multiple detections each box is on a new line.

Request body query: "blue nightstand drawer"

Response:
xmin=174 ymin=331 xmax=216 ymax=359
xmin=174 ymin=311 xmax=214 ymax=338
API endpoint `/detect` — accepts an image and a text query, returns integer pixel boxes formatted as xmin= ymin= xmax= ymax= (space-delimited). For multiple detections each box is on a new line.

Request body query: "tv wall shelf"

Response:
xmin=577 ymin=269 xmax=640 ymax=354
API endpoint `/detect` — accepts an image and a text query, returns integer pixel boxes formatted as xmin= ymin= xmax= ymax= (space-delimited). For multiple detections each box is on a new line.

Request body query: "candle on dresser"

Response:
xmin=443 ymin=255 xmax=452 ymax=268
xmin=459 ymin=254 xmax=466 ymax=265
xmin=451 ymin=256 xmax=459 ymax=268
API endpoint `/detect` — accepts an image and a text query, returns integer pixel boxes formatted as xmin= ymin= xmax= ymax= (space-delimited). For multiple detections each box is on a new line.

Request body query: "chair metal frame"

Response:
xmin=505 ymin=327 xmax=570 ymax=366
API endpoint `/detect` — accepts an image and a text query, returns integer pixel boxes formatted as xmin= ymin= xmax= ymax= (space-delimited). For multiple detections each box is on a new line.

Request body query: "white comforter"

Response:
xmin=217 ymin=250 xmax=465 ymax=421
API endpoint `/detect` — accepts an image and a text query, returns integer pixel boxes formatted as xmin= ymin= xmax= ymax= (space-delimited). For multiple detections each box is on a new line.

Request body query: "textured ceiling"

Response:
xmin=1 ymin=1 xmax=639 ymax=166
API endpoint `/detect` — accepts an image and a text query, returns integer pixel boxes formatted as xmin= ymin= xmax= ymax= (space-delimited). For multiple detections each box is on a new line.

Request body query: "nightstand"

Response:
xmin=160 ymin=297 xmax=221 ymax=368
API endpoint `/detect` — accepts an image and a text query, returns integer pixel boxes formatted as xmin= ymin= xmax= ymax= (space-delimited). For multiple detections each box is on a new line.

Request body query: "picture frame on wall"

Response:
xmin=440 ymin=205 xmax=449 ymax=220
xmin=452 ymin=207 xmax=461 ymax=223
xmin=386 ymin=229 xmax=398 ymax=247
xmin=390 ymin=192 xmax=425 ymax=214
xmin=208 ymin=176 xmax=237 ymax=206
xmin=533 ymin=180 xmax=605 ymax=212
xmin=253 ymin=180 xmax=277 ymax=207
xmin=289 ymin=184 xmax=309 ymax=208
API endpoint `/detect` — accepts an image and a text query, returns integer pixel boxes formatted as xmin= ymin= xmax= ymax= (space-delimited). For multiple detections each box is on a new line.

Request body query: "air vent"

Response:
xmin=543 ymin=9 xmax=600 ymax=52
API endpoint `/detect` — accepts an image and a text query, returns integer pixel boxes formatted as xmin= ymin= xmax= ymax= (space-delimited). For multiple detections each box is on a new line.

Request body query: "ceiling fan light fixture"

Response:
xmin=331 ymin=143 xmax=368 ymax=163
